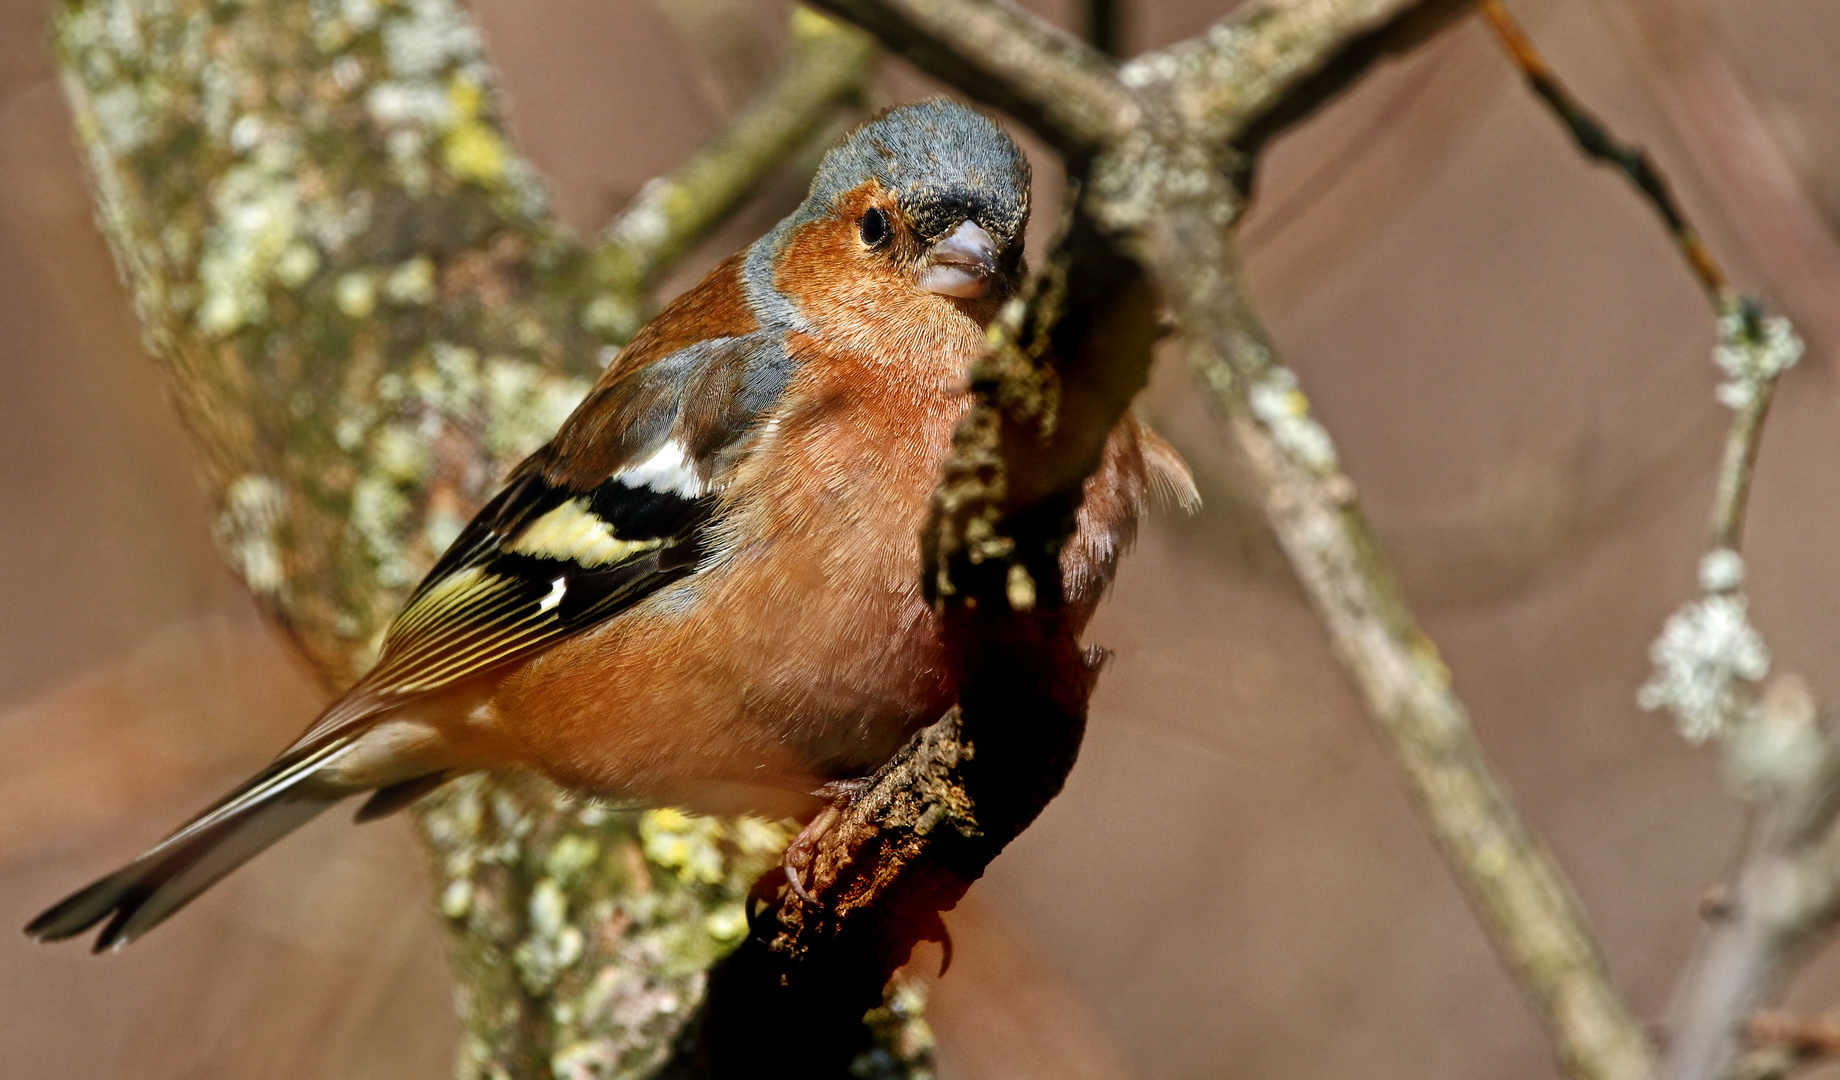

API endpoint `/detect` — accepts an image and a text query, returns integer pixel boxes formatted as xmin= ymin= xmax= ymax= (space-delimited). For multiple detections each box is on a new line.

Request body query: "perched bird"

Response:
xmin=28 ymin=98 xmax=1194 ymax=951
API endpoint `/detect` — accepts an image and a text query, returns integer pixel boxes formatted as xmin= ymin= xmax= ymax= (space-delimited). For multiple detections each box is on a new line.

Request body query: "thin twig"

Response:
xmin=1480 ymin=0 xmax=1729 ymax=305
xmin=1476 ymin=11 xmax=1822 ymax=1080
xmin=1707 ymin=300 xmax=1777 ymax=553
xmin=588 ymin=9 xmax=876 ymax=329
xmin=1603 ymin=0 xmax=1840 ymax=362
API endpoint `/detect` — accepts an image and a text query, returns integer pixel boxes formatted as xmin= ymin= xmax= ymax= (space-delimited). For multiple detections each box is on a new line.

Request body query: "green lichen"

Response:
xmin=218 ymin=473 xmax=289 ymax=597
xmin=853 ymin=977 xmax=938 ymax=1080
xmin=420 ymin=776 xmax=795 ymax=1079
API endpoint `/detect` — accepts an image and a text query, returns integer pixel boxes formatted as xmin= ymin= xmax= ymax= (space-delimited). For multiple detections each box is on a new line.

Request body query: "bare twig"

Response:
xmin=1477 ymin=4 xmax=1798 ymax=576
xmin=1660 ymin=707 xmax=1840 ymax=1080
xmin=1749 ymin=1010 xmax=1840 ymax=1060
xmin=1738 ymin=1009 xmax=1840 ymax=1080
xmin=1704 ymin=300 xmax=1792 ymax=554
xmin=1603 ymin=0 xmax=1840 ymax=362
xmin=587 ymin=10 xmax=876 ymax=336
xmin=1475 ymin=11 xmax=1827 ymax=1080
xmin=1480 ymin=0 xmax=1728 ymax=304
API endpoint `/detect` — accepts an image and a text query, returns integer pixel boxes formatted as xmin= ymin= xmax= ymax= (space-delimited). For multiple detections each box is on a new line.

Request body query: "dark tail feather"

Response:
xmin=353 ymin=771 xmax=448 ymax=823
xmin=25 ymin=743 xmax=352 ymax=951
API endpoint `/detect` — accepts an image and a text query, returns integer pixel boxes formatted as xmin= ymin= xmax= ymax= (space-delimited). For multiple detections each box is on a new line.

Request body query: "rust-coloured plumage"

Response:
xmin=28 ymin=98 xmax=1195 ymax=951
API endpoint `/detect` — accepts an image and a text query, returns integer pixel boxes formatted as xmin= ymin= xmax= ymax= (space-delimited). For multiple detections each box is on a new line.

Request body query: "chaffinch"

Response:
xmin=29 ymin=98 xmax=1195 ymax=950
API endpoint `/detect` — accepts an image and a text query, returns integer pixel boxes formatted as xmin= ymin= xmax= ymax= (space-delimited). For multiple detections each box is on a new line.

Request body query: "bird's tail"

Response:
xmin=25 ymin=739 xmax=358 ymax=952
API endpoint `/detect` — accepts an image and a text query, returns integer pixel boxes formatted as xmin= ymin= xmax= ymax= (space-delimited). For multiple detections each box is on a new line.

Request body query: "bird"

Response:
xmin=26 ymin=97 xmax=1195 ymax=951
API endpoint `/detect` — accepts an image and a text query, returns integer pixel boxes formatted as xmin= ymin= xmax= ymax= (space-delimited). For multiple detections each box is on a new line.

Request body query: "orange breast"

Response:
xmin=486 ymin=290 xmax=1161 ymax=819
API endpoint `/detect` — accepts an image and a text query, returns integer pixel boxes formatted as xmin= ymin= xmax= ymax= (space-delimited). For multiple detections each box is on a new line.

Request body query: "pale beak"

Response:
xmin=917 ymin=219 xmax=1000 ymax=299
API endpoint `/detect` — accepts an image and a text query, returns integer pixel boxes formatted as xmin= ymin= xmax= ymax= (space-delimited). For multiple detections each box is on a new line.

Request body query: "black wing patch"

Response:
xmin=292 ymin=330 xmax=790 ymax=747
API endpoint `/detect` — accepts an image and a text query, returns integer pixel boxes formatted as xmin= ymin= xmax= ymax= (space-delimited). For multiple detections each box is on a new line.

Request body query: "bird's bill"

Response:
xmin=916 ymin=219 xmax=1000 ymax=299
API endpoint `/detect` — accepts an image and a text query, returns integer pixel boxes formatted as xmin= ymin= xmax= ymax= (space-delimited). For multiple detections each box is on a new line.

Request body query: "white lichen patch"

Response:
xmin=440 ymin=877 xmax=472 ymax=919
xmin=370 ymin=422 xmax=430 ymax=482
xmin=1247 ymin=364 xmax=1339 ymax=475
xmin=484 ymin=357 xmax=588 ymax=460
xmin=349 ymin=473 xmax=415 ymax=586
xmin=196 ymin=143 xmax=309 ymax=335
xmin=1713 ymin=307 xmax=1803 ymax=410
xmin=1639 ymin=591 xmax=1771 ymax=743
xmin=544 ymin=834 xmax=601 ymax=887
xmin=638 ymin=809 xmax=729 ymax=886
xmin=384 ymin=256 xmax=437 ymax=305
xmin=422 ymin=508 xmax=466 ymax=557
xmin=1728 ymin=673 xmax=1823 ymax=795
xmin=1699 ymin=548 xmax=1746 ymax=593
xmin=516 ymin=877 xmax=587 ymax=993
xmin=382 ymin=0 xmax=482 ymax=79
xmin=218 ymin=473 xmax=289 ymax=595
xmin=605 ymin=177 xmax=677 ymax=253
xmin=583 ymin=294 xmax=648 ymax=342
xmin=88 ymin=83 xmax=151 ymax=155
xmin=335 ymin=270 xmax=377 ymax=318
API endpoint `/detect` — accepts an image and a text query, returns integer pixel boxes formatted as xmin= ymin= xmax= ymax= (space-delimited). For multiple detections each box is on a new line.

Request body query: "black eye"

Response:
xmin=859 ymin=207 xmax=889 ymax=248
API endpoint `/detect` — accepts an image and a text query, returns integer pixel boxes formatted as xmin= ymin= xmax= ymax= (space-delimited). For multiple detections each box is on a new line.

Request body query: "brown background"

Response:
xmin=4 ymin=0 xmax=1840 ymax=1077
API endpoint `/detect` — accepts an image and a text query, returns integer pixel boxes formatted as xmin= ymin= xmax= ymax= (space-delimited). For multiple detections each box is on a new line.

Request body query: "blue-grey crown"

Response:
xmin=804 ymin=98 xmax=1031 ymax=247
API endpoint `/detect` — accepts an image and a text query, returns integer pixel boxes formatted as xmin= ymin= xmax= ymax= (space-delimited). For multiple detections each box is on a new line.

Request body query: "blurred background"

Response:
xmin=5 ymin=0 xmax=1840 ymax=1076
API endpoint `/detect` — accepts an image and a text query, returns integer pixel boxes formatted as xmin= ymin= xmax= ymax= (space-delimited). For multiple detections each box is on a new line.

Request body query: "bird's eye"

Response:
xmin=859 ymin=207 xmax=890 ymax=248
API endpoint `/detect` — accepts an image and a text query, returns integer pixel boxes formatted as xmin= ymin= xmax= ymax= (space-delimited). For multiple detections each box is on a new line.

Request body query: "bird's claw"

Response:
xmin=783 ymin=860 xmax=820 ymax=906
xmin=780 ymin=779 xmax=867 ymax=908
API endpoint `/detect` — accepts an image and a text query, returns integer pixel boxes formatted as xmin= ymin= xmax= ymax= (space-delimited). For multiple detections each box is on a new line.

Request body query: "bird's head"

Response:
xmin=751 ymin=98 xmax=1032 ymax=337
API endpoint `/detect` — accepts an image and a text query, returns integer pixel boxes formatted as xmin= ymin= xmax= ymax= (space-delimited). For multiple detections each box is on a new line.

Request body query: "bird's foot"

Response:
xmin=782 ymin=778 xmax=867 ymax=908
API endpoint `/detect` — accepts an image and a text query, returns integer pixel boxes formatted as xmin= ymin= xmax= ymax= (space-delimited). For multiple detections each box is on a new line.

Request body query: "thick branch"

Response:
xmin=1175 ymin=235 xmax=1655 ymax=1080
xmin=807 ymin=0 xmax=1138 ymax=154
xmin=1123 ymin=0 xmax=1472 ymax=153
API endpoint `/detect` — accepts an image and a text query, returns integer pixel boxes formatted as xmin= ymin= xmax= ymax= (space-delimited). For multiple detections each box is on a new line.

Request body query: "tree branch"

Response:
xmin=1603 ymin=0 xmax=1840 ymax=364
xmin=1479 ymin=0 xmax=1728 ymax=303
xmin=1474 ymin=9 xmax=1824 ymax=1080
xmin=585 ymin=10 xmax=877 ymax=338
xmin=1180 ymin=244 xmax=1655 ymax=1080
xmin=808 ymin=0 xmax=1138 ymax=155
